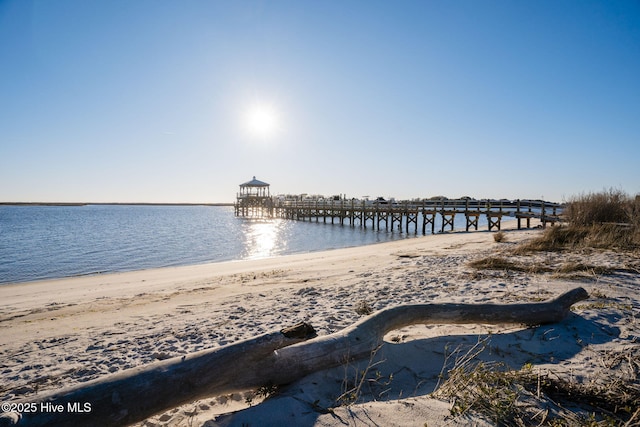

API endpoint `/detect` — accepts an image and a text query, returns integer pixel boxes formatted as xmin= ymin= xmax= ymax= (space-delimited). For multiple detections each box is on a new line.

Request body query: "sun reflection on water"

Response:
xmin=243 ymin=219 xmax=285 ymax=259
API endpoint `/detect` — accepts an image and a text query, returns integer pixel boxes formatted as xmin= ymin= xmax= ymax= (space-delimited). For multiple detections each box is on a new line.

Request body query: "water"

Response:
xmin=0 ymin=205 xmax=430 ymax=285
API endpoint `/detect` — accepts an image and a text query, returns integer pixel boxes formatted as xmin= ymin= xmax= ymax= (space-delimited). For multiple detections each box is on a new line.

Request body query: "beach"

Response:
xmin=1 ymin=221 xmax=638 ymax=426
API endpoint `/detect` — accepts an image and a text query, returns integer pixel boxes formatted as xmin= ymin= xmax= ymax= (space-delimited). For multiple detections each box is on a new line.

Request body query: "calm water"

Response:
xmin=0 ymin=205 xmax=446 ymax=285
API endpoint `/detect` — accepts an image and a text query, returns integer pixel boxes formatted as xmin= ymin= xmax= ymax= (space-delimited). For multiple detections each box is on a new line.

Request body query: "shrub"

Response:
xmin=493 ymin=231 xmax=506 ymax=243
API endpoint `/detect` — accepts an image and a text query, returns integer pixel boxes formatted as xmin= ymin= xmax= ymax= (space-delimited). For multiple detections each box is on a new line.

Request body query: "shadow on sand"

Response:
xmin=208 ymin=313 xmax=620 ymax=426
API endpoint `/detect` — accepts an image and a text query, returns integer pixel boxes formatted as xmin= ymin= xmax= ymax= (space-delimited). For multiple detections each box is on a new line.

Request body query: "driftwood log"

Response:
xmin=1 ymin=287 xmax=588 ymax=427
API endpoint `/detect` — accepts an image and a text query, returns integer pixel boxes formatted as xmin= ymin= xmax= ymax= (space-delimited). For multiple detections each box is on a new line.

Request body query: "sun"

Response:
xmin=244 ymin=103 xmax=280 ymax=140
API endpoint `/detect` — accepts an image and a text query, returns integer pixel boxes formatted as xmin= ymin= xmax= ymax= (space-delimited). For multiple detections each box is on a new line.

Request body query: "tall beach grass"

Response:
xmin=519 ymin=189 xmax=640 ymax=252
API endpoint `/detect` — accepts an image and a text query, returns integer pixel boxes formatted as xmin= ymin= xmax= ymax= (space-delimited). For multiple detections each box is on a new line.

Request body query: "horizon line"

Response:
xmin=0 ymin=202 xmax=235 ymax=207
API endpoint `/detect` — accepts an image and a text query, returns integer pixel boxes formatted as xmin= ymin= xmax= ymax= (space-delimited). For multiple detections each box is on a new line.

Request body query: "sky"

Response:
xmin=1 ymin=1 xmax=639 ymax=204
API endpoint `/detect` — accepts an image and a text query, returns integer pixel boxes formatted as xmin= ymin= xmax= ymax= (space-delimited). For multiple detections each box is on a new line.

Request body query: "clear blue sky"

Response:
xmin=1 ymin=0 xmax=639 ymax=203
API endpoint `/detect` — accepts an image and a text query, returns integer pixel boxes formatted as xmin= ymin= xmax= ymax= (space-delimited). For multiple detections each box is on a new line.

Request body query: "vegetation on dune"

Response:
xmin=518 ymin=189 xmax=640 ymax=253
xmin=564 ymin=189 xmax=637 ymax=227
xmin=433 ymin=338 xmax=640 ymax=426
xmin=458 ymin=190 xmax=640 ymax=425
xmin=467 ymin=256 xmax=552 ymax=273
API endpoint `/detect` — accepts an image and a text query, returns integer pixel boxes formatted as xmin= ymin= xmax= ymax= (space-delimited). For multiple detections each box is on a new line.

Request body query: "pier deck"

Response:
xmin=261 ymin=198 xmax=563 ymax=234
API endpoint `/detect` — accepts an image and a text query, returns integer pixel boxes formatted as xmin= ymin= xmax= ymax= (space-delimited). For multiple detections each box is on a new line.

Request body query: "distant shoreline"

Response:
xmin=0 ymin=202 xmax=234 ymax=207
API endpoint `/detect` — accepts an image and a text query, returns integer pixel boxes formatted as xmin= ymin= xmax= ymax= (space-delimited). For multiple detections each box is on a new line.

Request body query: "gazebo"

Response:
xmin=239 ymin=176 xmax=270 ymax=198
xmin=235 ymin=176 xmax=274 ymax=217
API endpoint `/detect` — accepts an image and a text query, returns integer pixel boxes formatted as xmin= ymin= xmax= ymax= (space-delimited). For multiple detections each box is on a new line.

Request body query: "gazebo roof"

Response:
xmin=240 ymin=176 xmax=270 ymax=187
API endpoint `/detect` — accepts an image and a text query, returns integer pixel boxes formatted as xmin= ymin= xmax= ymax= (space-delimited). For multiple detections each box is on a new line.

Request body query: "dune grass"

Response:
xmin=433 ymin=337 xmax=640 ymax=426
xmin=469 ymin=190 xmax=639 ymax=276
xmin=458 ymin=190 xmax=640 ymax=425
xmin=518 ymin=190 xmax=640 ymax=253
xmin=468 ymin=256 xmax=552 ymax=274
xmin=563 ymin=189 xmax=637 ymax=227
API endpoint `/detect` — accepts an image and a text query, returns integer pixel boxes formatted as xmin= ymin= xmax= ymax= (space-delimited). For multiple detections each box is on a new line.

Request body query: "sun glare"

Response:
xmin=245 ymin=220 xmax=282 ymax=259
xmin=245 ymin=103 xmax=280 ymax=140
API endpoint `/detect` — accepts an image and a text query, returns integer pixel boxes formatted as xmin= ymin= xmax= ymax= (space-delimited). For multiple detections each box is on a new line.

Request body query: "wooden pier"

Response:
xmin=269 ymin=198 xmax=562 ymax=234
xmin=233 ymin=177 xmax=562 ymax=234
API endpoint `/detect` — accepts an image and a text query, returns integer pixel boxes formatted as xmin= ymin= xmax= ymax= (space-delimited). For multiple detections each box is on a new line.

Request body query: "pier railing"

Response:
xmin=269 ymin=198 xmax=563 ymax=234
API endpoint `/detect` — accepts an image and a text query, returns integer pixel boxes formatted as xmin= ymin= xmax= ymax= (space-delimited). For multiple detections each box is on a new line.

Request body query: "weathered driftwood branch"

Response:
xmin=2 ymin=287 xmax=588 ymax=427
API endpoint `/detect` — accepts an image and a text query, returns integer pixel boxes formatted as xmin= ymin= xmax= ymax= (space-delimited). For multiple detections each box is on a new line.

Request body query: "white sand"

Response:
xmin=1 ymin=221 xmax=638 ymax=426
